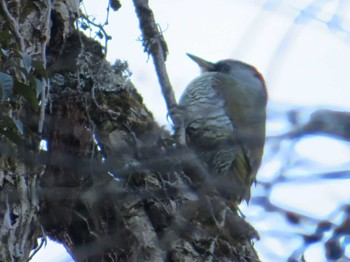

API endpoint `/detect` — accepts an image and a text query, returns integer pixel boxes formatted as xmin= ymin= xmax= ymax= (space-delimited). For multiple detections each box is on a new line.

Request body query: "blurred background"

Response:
xmin=32 ymin=0 xmax=350 ymax=261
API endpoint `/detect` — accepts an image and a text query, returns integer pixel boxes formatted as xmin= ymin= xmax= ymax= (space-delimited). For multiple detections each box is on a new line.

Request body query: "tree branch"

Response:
xmin=38 ymin=0 xmax=52 ymax=134
xmin=1 ymin=0 xmax=25 ymax=51
xmin=132 ymin=0 xmax=186 ymax=146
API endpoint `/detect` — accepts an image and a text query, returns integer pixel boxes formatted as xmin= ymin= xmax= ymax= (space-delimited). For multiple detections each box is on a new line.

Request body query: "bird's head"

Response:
xmin=187 ymin=53 xmax=268 ymax=104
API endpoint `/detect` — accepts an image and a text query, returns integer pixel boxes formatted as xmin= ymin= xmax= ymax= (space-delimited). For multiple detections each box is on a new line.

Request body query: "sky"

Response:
xmin=31 ymin=0 xmax=350 ymax=261
xmin=81 ymin=0 xmax=350 ymax=125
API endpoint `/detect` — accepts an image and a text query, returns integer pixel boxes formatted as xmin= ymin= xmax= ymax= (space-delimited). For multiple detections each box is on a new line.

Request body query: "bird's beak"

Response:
xmin=187 ymin=53 xmax=215 ymax=73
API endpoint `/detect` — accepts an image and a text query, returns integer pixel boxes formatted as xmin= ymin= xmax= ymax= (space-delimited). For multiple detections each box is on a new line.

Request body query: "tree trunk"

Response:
xmin=0 ymin=0 xmax=260 ymax=261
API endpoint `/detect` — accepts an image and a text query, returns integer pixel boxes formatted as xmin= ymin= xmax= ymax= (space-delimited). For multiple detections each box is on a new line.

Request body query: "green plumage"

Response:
xmin=180 ymin=54 xmax=267 ymax=203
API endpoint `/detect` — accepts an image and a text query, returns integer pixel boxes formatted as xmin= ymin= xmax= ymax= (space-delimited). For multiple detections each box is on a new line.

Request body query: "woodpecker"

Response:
xmin=179 ymin=54 xmax=267 ymax=203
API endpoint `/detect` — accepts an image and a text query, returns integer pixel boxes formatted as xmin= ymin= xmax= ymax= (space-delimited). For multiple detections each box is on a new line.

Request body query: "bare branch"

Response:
xmin=132 ymin=0 xmax=186 ymax=146
xmin=269 ymin=109 xmax=350 ymax=141
xmin=38 ymin=0 xmax=52 ymax=134
xmin=80 ymin=14 xmax=112 ymax=56
xmin=1 ymin=0 xmax=25 ymax=51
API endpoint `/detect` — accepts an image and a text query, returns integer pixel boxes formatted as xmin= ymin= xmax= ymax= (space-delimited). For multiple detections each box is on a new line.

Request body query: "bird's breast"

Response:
xmin=179 ymin=73 xmax=235 ymax=147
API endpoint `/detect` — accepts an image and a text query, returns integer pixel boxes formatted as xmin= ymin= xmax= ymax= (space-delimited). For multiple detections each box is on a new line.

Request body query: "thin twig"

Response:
xmin=132 ymin=0 xmax=186 ymax=146
xmin=38 ymin=0 xmax=52 ymax=134
xmin=27 ymin=236 xmax=45 ymax=261
xmin=1 ymin=0 xmax=25 ymax=51
xmin=80 ymin=14 xmax=111 ymax=56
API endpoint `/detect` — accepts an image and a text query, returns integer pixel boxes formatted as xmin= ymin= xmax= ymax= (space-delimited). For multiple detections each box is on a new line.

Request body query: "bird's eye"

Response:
xmin=213 ymin=62 xmax=230 ymax=73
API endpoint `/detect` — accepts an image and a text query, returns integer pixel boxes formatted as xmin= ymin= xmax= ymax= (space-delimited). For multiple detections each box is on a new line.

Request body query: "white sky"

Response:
xmin=78 ymin=0 xmax=350 ymax=127
xmin=32 ymin=0 xmax=350 ymax=261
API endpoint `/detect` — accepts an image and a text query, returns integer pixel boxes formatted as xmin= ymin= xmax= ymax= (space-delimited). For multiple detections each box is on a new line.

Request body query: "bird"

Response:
xmin=178 ymin=53 xmax=268 ymax=203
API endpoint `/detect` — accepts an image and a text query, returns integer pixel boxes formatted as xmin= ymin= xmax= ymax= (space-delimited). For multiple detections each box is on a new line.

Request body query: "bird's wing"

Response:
xmin=213 ymin=74 xmax=266 ymax=201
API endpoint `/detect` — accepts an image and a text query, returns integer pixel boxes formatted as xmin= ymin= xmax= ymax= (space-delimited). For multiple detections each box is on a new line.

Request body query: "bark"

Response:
xmin=0 ymin=0 xmax=260 ymax=261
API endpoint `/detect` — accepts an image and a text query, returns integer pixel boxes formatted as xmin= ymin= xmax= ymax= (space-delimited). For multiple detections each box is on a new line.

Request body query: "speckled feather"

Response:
xmin=179 ymin=61 xmax=267 ymax=203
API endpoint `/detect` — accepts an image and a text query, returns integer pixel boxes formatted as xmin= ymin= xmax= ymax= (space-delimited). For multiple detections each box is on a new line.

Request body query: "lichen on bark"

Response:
xmin=0 ymin=1 xmax=260 ymax=261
